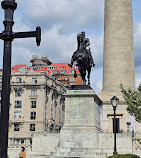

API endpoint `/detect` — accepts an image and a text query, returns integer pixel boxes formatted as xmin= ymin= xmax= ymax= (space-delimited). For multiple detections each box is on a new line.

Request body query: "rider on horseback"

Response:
xmin=68 ymin=31 xmax=95 ymax=78
xmin=81 ymin=31 xmax=95 ymax=67
xmin=69 ymin=32 xmax=95 ymax=68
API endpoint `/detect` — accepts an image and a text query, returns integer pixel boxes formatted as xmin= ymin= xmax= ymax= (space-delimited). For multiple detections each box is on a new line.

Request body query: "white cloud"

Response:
xmin=11 ymin=23 xmax=104 ymax=68
xmin=0 ymin=0 xmax=140 ymax=94
xmin=41 ymin=25 xmax=76 ymax=63
xmin=134 ymin=21 xmax=141 ymax=67
xmin=135 ymin=78 xmax=141 ymax=88
xmin=89 ymin=34 xmax=104 ymax=68
xmin=12 ymin=46 xmax=33 ymax=66
xmin=23 ymin=0 xmax=104 ymax=32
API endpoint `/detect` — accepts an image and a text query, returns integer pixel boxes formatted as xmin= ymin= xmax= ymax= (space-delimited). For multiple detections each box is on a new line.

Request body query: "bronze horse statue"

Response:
xmin=68 ymin=32 xmax=95 ymax=85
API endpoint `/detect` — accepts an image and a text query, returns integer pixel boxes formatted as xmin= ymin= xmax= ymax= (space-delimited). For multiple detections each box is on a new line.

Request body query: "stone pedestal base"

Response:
xmin=60 ymin=127 xmax=99 ymax=149
xmin=63 ymin=86 xmax=102 ymax=130
xmin=29 ymin=86 xmax=135 ymax=158
xmin=57 ymin=86 xmax=103 ymax=157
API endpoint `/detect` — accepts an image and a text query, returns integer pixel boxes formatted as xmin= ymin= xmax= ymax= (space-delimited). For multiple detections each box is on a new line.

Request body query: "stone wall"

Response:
xmin=8 ymin=148 xmax=31 ymax=158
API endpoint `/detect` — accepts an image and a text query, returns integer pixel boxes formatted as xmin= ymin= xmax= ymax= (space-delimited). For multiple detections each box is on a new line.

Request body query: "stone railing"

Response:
xmin=8 ymin=137 xmax=32 ymax=148
xmin=132 ymin=133 xmax=141 ymax=150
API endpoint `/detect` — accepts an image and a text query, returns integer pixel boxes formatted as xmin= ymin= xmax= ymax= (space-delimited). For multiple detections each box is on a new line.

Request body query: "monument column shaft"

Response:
xmin=103 ymin=0 xmax=135 ymax=94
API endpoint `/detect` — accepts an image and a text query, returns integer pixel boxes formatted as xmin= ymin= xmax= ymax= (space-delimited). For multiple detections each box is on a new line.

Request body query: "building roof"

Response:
xmin=10 ymin=63 xmax=80 ymax=75
xmin=11 ymin=64 xmax=27 ymax=72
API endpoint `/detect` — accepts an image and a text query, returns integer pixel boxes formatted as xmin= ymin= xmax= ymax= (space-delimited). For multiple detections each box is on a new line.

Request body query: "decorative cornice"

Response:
xmin=102 ymin=101 xmax=126 ymax=105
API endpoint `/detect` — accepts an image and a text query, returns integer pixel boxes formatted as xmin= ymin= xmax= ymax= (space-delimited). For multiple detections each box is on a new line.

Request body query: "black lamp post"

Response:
xmin=126 ymin=122 xmax=131 ymax=133
xmin=0 ymin=0 xmax=41 ymax=157
xmin=111 ymin=96 xmax=119 ymax=155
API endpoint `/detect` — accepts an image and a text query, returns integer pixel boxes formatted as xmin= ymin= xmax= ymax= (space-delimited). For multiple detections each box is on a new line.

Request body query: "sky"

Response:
xmin=0 ymin=0 xmax=140 ymax=93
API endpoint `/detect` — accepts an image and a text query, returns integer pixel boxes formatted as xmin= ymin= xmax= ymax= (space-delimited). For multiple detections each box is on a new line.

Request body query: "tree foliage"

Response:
xmin=120 ymin=84 xmax=141 ymax=123
xmin=108 ymin=154 xmax=140 ymax=158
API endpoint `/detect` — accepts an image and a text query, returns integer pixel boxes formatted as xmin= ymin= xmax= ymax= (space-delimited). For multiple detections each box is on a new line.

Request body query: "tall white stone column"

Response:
xmin=100 ymin=0 xmax=136 ymax=133
xmin=100 ymin=0 xmax=135 ymax=102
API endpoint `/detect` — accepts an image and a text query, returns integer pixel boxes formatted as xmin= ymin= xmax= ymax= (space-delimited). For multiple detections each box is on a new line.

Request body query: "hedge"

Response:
xmin=108 ymin=154 xmax=140 ymax=158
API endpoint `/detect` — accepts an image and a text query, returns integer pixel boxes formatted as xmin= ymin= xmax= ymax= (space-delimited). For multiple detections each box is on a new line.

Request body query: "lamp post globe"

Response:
xmin=111 ymin=96 xmax=119 ymax=109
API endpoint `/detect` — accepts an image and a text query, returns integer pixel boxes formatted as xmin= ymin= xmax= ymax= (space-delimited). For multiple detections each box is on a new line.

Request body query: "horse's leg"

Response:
xmin=74 ymin=69 xmax=77 ymax=78
xmin=87 ymin=67 xmax=91 ymax=86
xmin=79 ymin=69 xmax=86 ymax=85
xmin=84 ymin=70 xmax=87 ymax=85
xmin=82 ymin=69 xmax=86 ymax=85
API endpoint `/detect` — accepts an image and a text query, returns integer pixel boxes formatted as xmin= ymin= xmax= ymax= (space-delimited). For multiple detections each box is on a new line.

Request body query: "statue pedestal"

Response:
xmin=62 ymin=85 xmax=102 ymax=130
xmin=30 ymin=86 xmax=134 ymax=158
xmin=59 ymin=85 xmax=104 ymax=157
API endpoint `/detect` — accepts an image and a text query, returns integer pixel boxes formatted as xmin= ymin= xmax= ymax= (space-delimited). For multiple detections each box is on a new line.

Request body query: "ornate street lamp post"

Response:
xmin=111 ymin=96 xmax=119 ymax=155
xmin=0 ymin=0 xmax=41 ymax=157
xmin=126 ymin=122 xmax=131 ymax=133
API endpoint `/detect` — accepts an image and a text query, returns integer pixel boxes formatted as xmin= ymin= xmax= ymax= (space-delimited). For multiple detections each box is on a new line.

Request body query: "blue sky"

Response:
xmin=0 ymin=0 xmax=140 ymax=93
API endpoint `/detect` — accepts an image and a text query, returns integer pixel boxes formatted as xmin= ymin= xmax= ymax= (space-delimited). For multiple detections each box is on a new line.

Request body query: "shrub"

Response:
xmin=108 ymin=154 xmax=140 ymax=158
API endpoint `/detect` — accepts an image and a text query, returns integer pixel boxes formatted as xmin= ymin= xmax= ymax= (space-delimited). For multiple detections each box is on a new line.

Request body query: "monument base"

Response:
xmin=63 ymin=85 xmax=102 ymax=130
xmin=30 ymin=86 xmax=134 ymax=158
xmin=58 ymin=85 xmax=103 ymax=157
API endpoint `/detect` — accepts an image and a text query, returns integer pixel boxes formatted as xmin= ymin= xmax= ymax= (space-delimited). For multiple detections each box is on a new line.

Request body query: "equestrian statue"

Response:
xmin=68 ymin=32 xmax=95 ymax=85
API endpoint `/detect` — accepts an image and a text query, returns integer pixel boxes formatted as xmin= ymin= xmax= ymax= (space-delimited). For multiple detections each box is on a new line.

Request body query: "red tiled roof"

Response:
xmin=11 ymin=64 xmax=27 ymax=72
xmin=10 ymin=63 xmax=80 ymax=75
xmin=36 ymin=63 xmax=80 ymax=75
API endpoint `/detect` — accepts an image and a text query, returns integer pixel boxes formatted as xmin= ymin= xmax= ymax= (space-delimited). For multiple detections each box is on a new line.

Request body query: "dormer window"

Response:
xmin=60 ymin=70 xmax=66 ymax=74
xmin=60 ymin=66 xmax=65 ymax=69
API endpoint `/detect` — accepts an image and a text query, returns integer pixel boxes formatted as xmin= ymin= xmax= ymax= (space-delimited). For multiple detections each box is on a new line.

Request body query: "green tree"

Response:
xmin=120 ymin=84 xmax=141 ymax=123
xmin=108 ymin=154 xmax=140 ymax=158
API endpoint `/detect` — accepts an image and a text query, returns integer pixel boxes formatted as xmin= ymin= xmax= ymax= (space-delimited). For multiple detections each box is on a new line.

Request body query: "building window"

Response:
xmin=14 ymin=124 xmax=20 ymax=131
xmin=69 ymin=70 xmax=74 ymax=74
xmin=32 ymin=66 xmax=41 ymax=70
xmin=32 ymin=78 xmax=37 ymax=84
xmin=30 ymin=112 xmax=36 ymax=120
xmin=47 ymin=66 xmax=56 ymax=69
xmin=30 ymin=124 xmax=35 ymax=131
xmin=15 ymin=101 xmax=22 ymax=108
xmin=31 ymin=101 xmax=36 ymax=108
xmin=31 ymin=89 xmax=37 ymax=96
xmin=70 ymin=77 xmax=74 ymax=81
xmin=14 ymin=112 xmax=21 ymax=118
xmin=60 ymin=70 xmax=66 ymax=74
xmin=18 ymin=67 xmax=27 ymax=72
xmin=16 ymin=78 xmax=22 ymax=83
xmin=51 ymin=71 xmax=57 ymax=75
xmin=60 ymin=66 xmax=65 ymax=69
xmin=13 ymin=139 xmax=20 ymax=145
xmin=15 ymin=89 xmax=22 ymax=97
xmin=21 ymin=139 xmax=25 ymax=144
